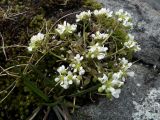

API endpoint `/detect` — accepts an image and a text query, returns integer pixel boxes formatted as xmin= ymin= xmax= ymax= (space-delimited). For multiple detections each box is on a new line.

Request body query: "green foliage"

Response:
xmin=23 ymin=76 xmax=49 ymax=102
xmin=83 ymin=0 xmax=103 ymax=9
xmin=0 ymin=0 xmax=140 ymax=120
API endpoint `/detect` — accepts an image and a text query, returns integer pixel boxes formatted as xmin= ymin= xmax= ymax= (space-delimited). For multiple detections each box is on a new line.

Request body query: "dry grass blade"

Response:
xmin=0 ymin=81 xmax=16 ymax=103
xmin=27 ymin=107 xmax=41 ymax=120
xmin=0 ymin=33 xmax=7 ymax=60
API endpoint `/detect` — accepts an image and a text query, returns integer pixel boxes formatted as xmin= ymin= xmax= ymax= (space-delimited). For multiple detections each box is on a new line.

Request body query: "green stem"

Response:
xmin=42 ymin=84 xmax=101 ymax=106
xmin=49 ymin=51 xmax=65 ymax=61
xmin=107 ymin=47 xmax=125 ymax=57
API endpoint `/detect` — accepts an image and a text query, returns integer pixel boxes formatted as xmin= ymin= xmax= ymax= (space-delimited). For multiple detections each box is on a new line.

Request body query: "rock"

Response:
xmin=72 ymin=1 xmax=160 ymax=119
xmin=98 ymin=0 xmax=160 ymax=68
xmin=73 ymin=64 xmax=160 ymax=120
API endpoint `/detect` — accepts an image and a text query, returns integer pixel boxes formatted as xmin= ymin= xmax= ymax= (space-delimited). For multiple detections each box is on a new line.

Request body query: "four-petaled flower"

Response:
xmin=55 ymin=21 xmax=77 ymax=35
xmin=87 ymin=43 xmax=108 ymax=60
xmin=28 ymin=32 xmax=44 ymax=51
xmin=94 ymin=8 xmax=113 ymax=17
xmin=76 ymin=10 xmax=91 ymax=22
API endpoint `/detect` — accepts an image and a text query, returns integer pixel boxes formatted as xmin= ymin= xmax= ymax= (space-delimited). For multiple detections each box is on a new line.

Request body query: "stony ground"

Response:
xmin=73 ymin=0 xmax=160 ymax=119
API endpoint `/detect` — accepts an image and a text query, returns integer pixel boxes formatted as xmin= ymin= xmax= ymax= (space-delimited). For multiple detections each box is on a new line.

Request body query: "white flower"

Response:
xmin=111 ymin=79 xmax=124 ymax=87
xmin=111 ymin=71 xmax=124 ymax=87
xmin=115 ymin=9 xmax=131 ymax=20
xmin=97 ymin=53 xmax=106 ymax=60
xmin=74 ymin=54 xmax=83 ymax=62
xmin=60 ymin=79 xmax=69 ymax=89
xmin=27 ymin=46 xmax=33 ymax=51
xmin=98 ymin=74 xmax=108 ymax=83
xmin=55 ymin=77 xmax=60 ymax=82
xmin=87 ymin=43 xmax=108 ymax=60
xmin=91 ymin=31 xmax=109 ymax=40
xmin=55 ymin=69 xmax=80 ymax=89
xmin=134 ymin=45 xmax=141 ymax=52
xmin=55 ymin=21 xmax=77 ymax=35
xmin=107 ymin=87 xmax=121 ymax=98
xmin=119 ymin=57 xmax=132 ymax=70
xmin=28 ymin=32 xmax=44 ymax=51
xmin=112 ymin=70 xmax=123 ymax=81
xmin=79 ymin=67 xmax=85 ymax=75
xmin=123 ymin=20 xmax=133 ymax=27
xmin=115 ymin=9 xmax=133 ymax=27
xmin=76 ymin=10 xmax=91 ymax=22
xmin=57 ymin=65 xmax=67 ymax=74
xmin=94 ymin=8 xmax=113 ymax=17
xmin=124 ymin=40 xmax=136 ymax=48
xmin=70 ymin=54 xmax=85 ymax=75
xmin=30 ymin=33 xmax=44 ymax=43
xmin=73 ymin=75 xmax=81 ymax=85
xmin=124 ymin=34 xmax=141 ymax=51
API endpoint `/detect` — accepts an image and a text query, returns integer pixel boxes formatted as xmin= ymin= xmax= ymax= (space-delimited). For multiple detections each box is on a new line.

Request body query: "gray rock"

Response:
xmin=73 ymin=64 xmax=160 ymax=120
xmin=99 ymin=0 xmax=160 ymax=68
xmin=73 ymin=1 xmax=160 ymax=120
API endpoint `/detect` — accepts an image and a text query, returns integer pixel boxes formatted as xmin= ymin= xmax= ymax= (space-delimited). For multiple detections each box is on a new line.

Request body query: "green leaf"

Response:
xmin=24 ymin=78 xmax=49 ymax=102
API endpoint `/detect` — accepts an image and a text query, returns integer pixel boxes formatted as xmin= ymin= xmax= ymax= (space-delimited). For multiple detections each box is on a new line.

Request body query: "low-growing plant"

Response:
xmin=0 ymin=7 xmax=140 ymax=119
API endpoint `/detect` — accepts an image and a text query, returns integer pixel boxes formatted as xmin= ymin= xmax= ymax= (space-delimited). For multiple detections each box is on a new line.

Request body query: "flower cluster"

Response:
xmin=98 ymin=57 xmax=133 ymax=98
xmin=115 ymin=9 xmax=133 ymax=27
xmin=55 ymin=54 xmax=85 ymax=89
xmin=124 ymin=34 xmax=141 ymax=51
xmin=55 ymin=21 xmax=77 ymax=35
xmin=76 ymin=10 xmax=91 ymax=22
xmin=70 ymin=54 xmax=85 ymax=75
xmin=91 ymin=31 xmax=109 ymax=40
xmin=94 ymin=8 xmax=113 ymax=17
xmin=27 ymin=8 xmax=141 ymax=100
xmin=28 ymin=33 xmax=44 ymax=51
xmin=55 ymin=65 xmax=81 ymax=89
xmin=86 ymin=43 xmax=108 ymax=60
xmin=98 ymin=71 xmax=123 ymax=98
xmin=119 ymin=57 xmax=132 ymax=71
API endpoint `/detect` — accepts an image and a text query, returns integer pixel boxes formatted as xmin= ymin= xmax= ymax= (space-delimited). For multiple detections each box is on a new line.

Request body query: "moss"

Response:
xmin=83 ymin=0 xmax=103 ymax=9
xmin=0 ymin=0 xmax=104 ymax=119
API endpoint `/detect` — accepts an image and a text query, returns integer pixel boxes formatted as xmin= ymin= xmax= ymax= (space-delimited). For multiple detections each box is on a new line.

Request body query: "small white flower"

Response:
xmin=79 ymin=67 xmax=85 ymax=75
xmin=111 ymin=79 xmax=124 ymax=87
xmin=70 ymin=54 xmax=85 ymax=75
xmin=87 ymin=43 xmax=108 ymax=60
xmin=124 ymin=40 xmax=136 ymax=48
xmin=55 ymin=77 xmax=60 ymax=82
xmin=111 ymin=71 xmax=124 ymax=87
xmin=28 ymin=32 xmax=44 ymax=51
xmin=60 ymin=84 xmax=69 ymax=89
xmin=107 ymin=87 xmax=121 ymax=98
xmin=97 ymin=53 xmax=106 ymax=60
xmin=30 ymin=33 xmax=44 ymax=43
xmin=74 ymin=54 xmax=83 ymax=62
xmin=115 ymin=9 xmax=133 ymax=27
xmin=76 ymin=10 xmax=91 ymax=22
xmin=124 ymin=34 xmax=138 ymax=49
xmin=94 ymin=8 xmax=113 ymax=17
xmin=119 ymin=58 xmax=132 ymax=70
xmin=123 ymin=20 xmax=133 ymax=27
xmin=98 ymin=74 xmax=108 ymax=83
xmin=27 ymin=46 xmax=33 ymax=51
xmin=55 ymin=21 xmax=77 ymax=35
xmin=134 ymin=45 xmax=141 ymax=52
xmin=101 ymin=85 xmax=107 ymax=90
xmin=91 ymin=31 xmax=109 ymax=40
xmin=73 ymin=75 xmax=81 ymax=85
xmin=57 ymin=65 xmax=67 ymax=74
xmin=112 ymin=70 xmax=123 ymax=81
